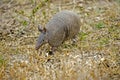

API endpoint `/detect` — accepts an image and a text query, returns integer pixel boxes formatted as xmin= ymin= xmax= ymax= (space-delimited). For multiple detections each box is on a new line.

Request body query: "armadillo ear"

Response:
xmin=38 ymin=25 xmax=43 ymax=32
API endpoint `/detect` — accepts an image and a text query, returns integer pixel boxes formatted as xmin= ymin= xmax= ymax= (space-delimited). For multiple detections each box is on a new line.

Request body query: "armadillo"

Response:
xmin=35 ymin=10 xmax=80 ymax=53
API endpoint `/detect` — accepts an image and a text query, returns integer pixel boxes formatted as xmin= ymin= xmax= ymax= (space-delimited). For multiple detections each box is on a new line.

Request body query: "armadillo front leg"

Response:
xmin=49 ymin=46 xmax=57 ymax=55
xmin=52 ymin=46 xmax=57 ymax=51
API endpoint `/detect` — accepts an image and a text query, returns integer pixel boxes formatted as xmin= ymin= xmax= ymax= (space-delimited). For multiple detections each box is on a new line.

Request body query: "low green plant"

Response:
xmin=79 ymin=32 xmax=88 ymax=41
xmin=95 ymin=22 xmax=105 ymax=29
xmin=0 ymin=55 xmax=5 ymax=67
xmin=99 ymin=38 xmax=109 ymax=45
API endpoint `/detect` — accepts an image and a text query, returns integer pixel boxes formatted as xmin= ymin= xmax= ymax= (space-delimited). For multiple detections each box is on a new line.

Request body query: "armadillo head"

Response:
xmin=35 ymin=25 xmax=48 ymax=50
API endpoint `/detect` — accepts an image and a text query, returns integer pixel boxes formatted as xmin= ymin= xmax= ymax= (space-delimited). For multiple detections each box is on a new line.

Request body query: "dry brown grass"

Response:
xmin=0 ymin=0 xmax=120 ymax=80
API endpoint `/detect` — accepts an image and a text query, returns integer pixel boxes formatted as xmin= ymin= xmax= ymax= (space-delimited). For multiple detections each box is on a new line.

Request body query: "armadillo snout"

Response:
xmin=35 ymin=39 xmax=42 ymax=50
xmin=35 ymin=44 xmax=40 ymax=50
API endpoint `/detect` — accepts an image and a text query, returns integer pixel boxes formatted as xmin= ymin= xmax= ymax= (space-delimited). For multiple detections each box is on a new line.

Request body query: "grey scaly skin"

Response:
xmin=35 ymin=10 xmax=80 ymax=54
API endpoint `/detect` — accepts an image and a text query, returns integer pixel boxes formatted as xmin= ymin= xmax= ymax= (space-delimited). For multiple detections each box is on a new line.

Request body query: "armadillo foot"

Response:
xmin=72 ymin=36 xmax=77 ymax=44
xmin=48 ymin=51 xmax=54 ymax=55
xmin=48 ymin=47 xmax=57 ymax=55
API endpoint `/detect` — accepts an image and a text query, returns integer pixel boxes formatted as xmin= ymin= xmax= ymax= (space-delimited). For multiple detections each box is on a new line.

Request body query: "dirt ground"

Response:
xmin=0 ymin=0 xmax=120 ymax=80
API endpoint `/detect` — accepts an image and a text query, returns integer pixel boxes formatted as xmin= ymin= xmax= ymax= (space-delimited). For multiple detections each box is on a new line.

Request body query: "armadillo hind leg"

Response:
xmin=72 ymin=35 xmax=78 ymax=44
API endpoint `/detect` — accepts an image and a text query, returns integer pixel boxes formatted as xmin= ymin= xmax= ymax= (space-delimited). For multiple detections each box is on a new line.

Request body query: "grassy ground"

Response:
xmin=0 ymin=0 xmax=120 ymax=80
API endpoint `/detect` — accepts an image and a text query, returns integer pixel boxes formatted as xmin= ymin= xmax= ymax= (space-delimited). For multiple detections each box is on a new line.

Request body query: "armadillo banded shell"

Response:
xmin=46 ymin=11 xmax=80 ymax=47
